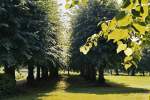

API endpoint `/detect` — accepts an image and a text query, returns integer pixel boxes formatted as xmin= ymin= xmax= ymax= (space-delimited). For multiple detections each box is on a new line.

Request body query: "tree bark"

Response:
xmin=68 ymin=66 xmax=70 ymax=76
xmin=41 ymin=66 xmax=48 ymax=80
xmin=131 ymin=67 xmax=136 ymax=76
xmin=50 ymin=66 xmax=58 ymax=79
xmin=142 ymin=71 xmax=145 ymax=76
xmin=110 ymin=69 xmax=113 ymax=75
xmin=80 ymin=67 xmax=84 ymax=77
xmin=98 ymin=67 xmax=105 ymax=84
xmin=36 ymin=66 xmax=41 ymax=80
xmin=89 ymin=66 xmax=96 ymax=81
xmin=27 ymin=63 xmax=34 ymax=84
xmin=4 ymin=65 xmax=15 ymax=80
xmin=115 ymin=68 xmax=119 ymax=75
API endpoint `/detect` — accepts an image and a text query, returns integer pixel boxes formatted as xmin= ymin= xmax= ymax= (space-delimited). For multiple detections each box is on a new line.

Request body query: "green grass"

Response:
xmin=2 ymin=75 xmax=150 ymax=100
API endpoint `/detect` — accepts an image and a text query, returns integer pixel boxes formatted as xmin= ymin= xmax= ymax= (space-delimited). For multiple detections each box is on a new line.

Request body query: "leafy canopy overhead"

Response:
xmin=67 ymin=0 xmax=150 ymax=69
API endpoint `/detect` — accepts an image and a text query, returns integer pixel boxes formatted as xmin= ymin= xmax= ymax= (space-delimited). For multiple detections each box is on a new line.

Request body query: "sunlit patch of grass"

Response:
xmin=0 ymin=67 xmax=4 ymax=74
xmin=4 ymin=75 xmax=150 ymax=100
xmin=15 ymin=71 xmax=27 ymax=81
xmin=105 ymin=76 xmax=150 ymax=89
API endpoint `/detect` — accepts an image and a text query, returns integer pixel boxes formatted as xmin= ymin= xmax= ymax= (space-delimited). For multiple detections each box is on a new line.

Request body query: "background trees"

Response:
xmin=0 ymin=0 xmax=150 ymax=97
xmin=0 ymin=0 xmax=63 ymax=93
xmin=70 ymin=0 xmax=120 ymax=82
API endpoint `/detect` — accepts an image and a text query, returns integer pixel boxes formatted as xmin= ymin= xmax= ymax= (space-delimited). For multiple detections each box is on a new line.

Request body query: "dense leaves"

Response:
xmin=70 ymin=0 xmax=120 ymax=81
xmin=0 ymin=0 xmax=63 ymax=90
xmin=80 ymin=0 xmax=150 ymax=69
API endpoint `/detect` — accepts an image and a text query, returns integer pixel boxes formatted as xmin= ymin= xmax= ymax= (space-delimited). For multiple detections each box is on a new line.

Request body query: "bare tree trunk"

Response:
xmin=131 ymin=67 xmax=136 ymax=76
xmin=110 ymin=69 xmax=113 ymax=75
xmin=89 ymin=66 xmax=96 ymax=81
xmin=41 ymin=66 xmax=48 ymax=80
xmin=115 ymin=68 xmax=119 ymax=75
xmin=98 ymin=67 xmax=105 ymax=84
xmin=36 ymin=66 xmax=40 ymax=80
xmin=50 ymin=66 xmax=58 ymax=79
xmin=27 ymin=63 xmax=34 ymax=84
xmin=4 ymin=65 xmax=15 ymax=80
xmin=68 ymin=66 xmax=70 ymax=76
xmin=142 ymin=71 xmax=145 ymax=76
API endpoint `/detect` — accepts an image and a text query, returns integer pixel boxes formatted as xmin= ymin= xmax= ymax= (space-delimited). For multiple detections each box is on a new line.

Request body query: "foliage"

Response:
xmin=0 ymin=0 xmax=32 ymax=67
xmin=26 ymin=0 xmax=63 ymax=68
xmin=70 ymin=0 xmax=120 ymax=80
xmin=137 ymin=48 xmax=150 ymax=73
xmin=65 ymin=0 xmax=88 ymax=8
xmin=0 ymin=0 xmax=63 ymax=71
xmin=79 ymin=0 xmax=150 ymax=69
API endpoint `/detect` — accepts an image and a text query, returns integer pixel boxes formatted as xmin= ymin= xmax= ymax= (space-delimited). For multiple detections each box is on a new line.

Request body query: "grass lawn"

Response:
xmin=3 ymin=75 xmax=150 ymax=100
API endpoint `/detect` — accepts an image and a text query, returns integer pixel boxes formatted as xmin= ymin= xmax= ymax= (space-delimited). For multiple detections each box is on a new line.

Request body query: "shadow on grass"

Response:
xmin=2 ymin=77 xmax=61 ymax=100
xmin=65 ymin=75 xmax=150 ymax=95
xmin=2 ymin=75 xmax=150 ymax=100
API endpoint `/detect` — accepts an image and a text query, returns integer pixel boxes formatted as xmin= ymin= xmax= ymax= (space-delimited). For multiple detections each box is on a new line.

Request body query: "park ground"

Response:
xmin=2 ymin=72 xmax=150 ymax=100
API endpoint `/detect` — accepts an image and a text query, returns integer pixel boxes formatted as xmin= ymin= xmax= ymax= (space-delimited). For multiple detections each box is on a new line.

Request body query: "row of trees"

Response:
xmin=0 ymin=0 xmax=63 ymax=86
xmin=0 ymin=0 xmax=149 ymax=95
xmin=69 ymin=0 xmax=150 ymax=83
xmin=70 ymin=0 xmax=122 ymax=83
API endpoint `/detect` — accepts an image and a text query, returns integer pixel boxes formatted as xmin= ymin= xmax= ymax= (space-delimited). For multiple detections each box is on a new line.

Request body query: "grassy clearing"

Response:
xmin=2 ymin=75 xmax=150 ymax=100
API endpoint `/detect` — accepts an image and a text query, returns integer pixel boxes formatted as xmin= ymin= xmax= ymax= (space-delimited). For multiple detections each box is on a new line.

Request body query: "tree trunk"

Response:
xmin=41 ymin=66 xmax=48 ymax=80
xmin=80 ymin=67 xmax=84 ymax=77
xmin=142 ymin=71 xmax=145 ymax=76
xmin=131 ymin=67 xmax=136 ymax=76
xmin=4 ymin=65 xmax=15 ymax=80
xmin=115 ymin=68 xmax=119 ymax=75
xmin=83 ymin=65 xmax=88 ymax=79
xmin=110 ymin=69 xmax=113 ymax=75
xmin=50 ymin=66 xmax=58 ymax=79
xmin=68 ymin=66 xmax=70 ymax=76
xmin=89 ymin=66 xmax=96 ymax=81
xmin=98 ymin=67 xmax=105 ymax=84
xmin=27 ymin=63 xmax=34 ymax=84
xmin=84 ymin=65 xmax=90 ymax=80
xmin=36 ymin=66 xmax=41 ymax=80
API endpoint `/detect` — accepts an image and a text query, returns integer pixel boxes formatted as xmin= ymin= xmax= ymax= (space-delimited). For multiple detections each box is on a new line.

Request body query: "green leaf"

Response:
xmin=65 ymin=3 xmax=72 ymax=9
xmin=108 ymin=18 xmax=117 ymax=30
xmin=72 ymin=0 xmax=79 ymax=6
xmin=117 ymin=14 xmax=132 ymax=27
xmin=124 ymin=63 xmax=132 ymax=69
xmin=132 ymin=23 xmax=146 ymax=34
xmin=117 ymin=41 xmax=127 ymax=53
xmin=108 ymin=29 xmax=129 ymax=42
xmin=140 ymin=1 xmax=148 ymax=21
xmin=131 ymin=61 xmax=138 ymax=67
xmin=121 ymin=0 xmax=134 ymax=12
xmin=101 ymin=23 xmax=108 ymax=33
xmin=132 ymin=5 xmax=141 ymax=17
xmin=124 ymin=48 xmax=133 ymax=56
xmin=124 ymin=56 xmax=133 ymax=62
xmin=80 ymin=45 xmax=90 ymax=55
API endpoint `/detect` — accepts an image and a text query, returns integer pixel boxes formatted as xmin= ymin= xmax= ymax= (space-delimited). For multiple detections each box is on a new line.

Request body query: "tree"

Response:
xmin=70 ymin=0 xmax=119 ymax=82
xmin=24 ymin=0 xmax=63 ymax=83
xmin=80 ymin=0 xmax=149 ymax=72
xmin=137 ymin=48 xmax=150 ymax=76
xmin=0 ymin=0 xmax=33 ymax=81
xmin=0 ymin=0 xmax=63 ymax=85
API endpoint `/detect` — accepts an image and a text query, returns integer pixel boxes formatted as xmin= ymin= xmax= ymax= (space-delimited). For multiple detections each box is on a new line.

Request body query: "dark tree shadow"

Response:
xmin=2 ymin=75 xmax=150 ymax=100
xmin=65 ymin=75 xmax=150 ymax=94
xmin=1 ymin=77 xmax=61 ymax=100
